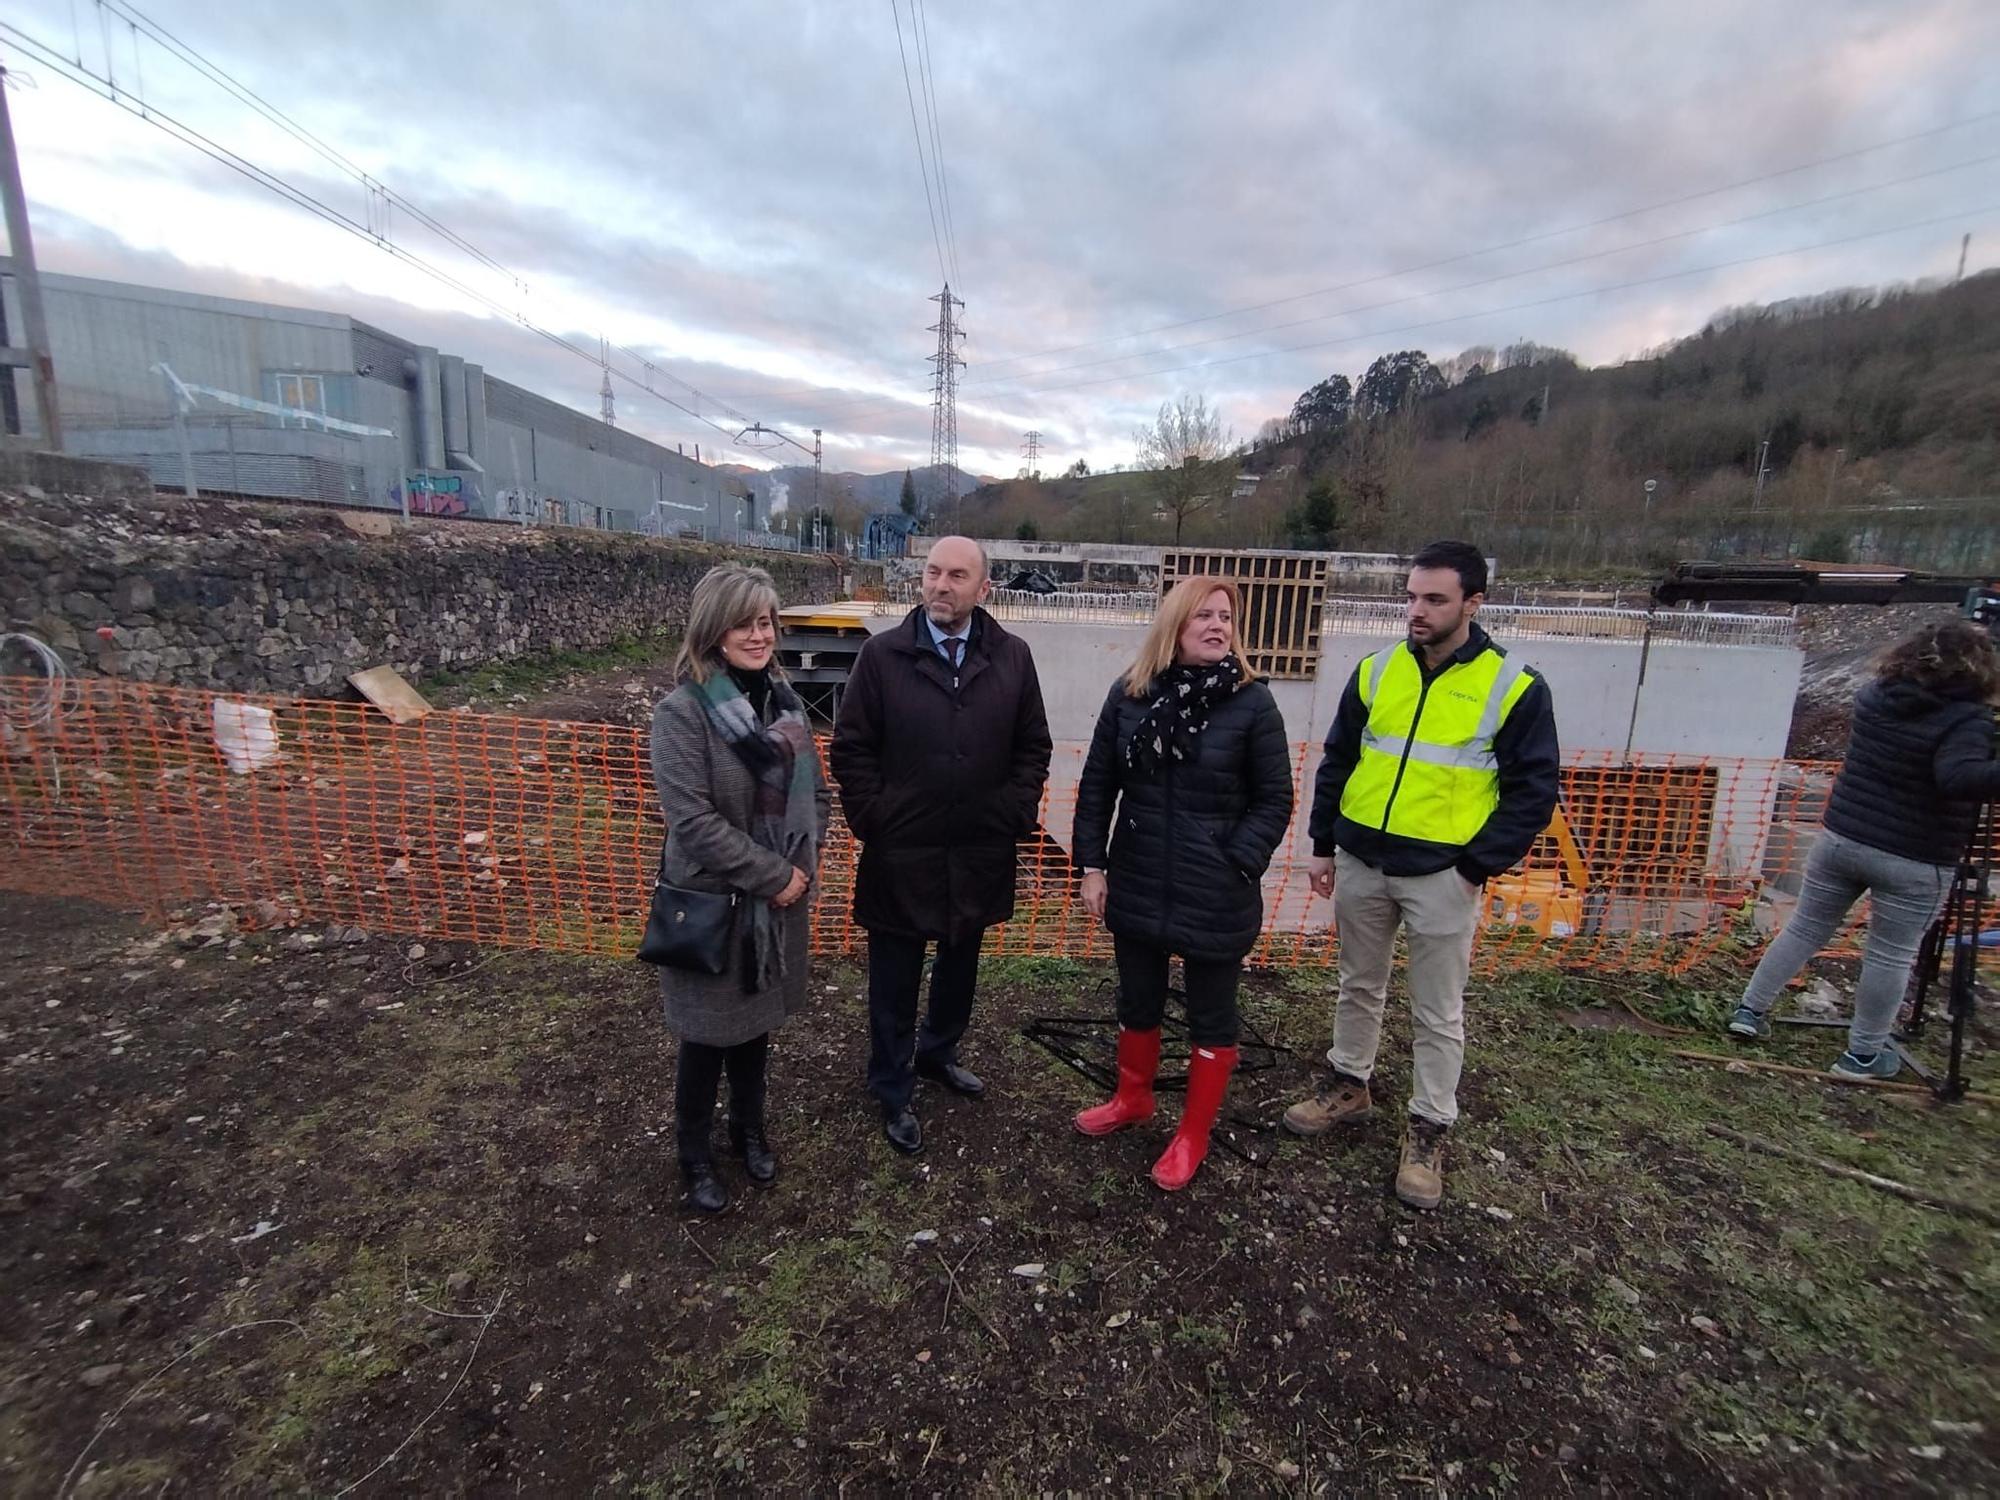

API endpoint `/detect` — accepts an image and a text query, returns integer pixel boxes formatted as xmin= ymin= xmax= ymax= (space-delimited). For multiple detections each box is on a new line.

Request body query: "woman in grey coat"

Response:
xmin=651 ymin=563 xmax=830 ymax=1213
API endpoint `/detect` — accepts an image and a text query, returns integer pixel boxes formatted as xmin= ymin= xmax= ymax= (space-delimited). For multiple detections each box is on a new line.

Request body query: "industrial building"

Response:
xmin=36 ymin=273 xmax=764 ymax=536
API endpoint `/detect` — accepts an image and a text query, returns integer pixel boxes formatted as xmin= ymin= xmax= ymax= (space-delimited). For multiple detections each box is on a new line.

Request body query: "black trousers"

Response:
xmin=866 ymin=929 xmax=983 ymax=1114
xmin=1112 ymin=934 xmax=1243 ymax=1048
xmin=676 ymin=1032 xmax=769 ymax=1169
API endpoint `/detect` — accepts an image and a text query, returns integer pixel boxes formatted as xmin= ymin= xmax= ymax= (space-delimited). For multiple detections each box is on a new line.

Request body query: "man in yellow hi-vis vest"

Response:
xmin=1283 ymin=541 xmax=1559 ymax=1210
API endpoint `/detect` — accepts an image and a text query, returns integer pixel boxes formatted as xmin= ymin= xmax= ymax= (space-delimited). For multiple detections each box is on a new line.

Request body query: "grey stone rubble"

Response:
xmin=0 ymin=468 xmax=838 ymax=696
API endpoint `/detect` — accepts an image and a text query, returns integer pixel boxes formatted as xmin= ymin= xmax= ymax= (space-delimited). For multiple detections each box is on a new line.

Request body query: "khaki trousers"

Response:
xmin=1329 ymin=848 xmax=1480 ymax=1127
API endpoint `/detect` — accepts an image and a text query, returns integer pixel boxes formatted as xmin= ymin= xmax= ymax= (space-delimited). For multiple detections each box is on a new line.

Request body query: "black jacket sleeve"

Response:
xmin=828 ymin=639 xmax=884 ymax=840
xmin=1934 ymin=707 xmax=2000 ymax=801
xmin=1009 ymin=646 xmax=1055 ymax=833
xmin=1308 ymin=666 xmax=1368 ymax=857
xmin=1071 ymin=683 xmax=1125 ymax=871
xmin=1457 ymin=671 xmax=1562 ymax=882
xmin=1225 ymin=687 xmax=1296 ymax=878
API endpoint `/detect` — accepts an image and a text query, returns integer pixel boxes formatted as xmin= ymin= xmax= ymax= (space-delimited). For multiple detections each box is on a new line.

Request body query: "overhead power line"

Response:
xmin=649 ymin=114 xmax=2000 ymax=439
xmin=955 ymin=150 xmax=2000 ymax=389
xmin=889 ymin=0 xmax=948 ymax=287
xmin=778 ymin=198 xmax=2000 ymax=440
xmin=794 ymin=156 xmax=2000 ymax=427
xmin=100 ymin=0 xmax=526 ymax=295
xmin=964 ymin=106 xmax=2000 ymax=380
xmin=912 ymin=0 xmax=959 ymax=286
xmin=969 ymin=201 xmax=2000 ymax=402
xmin=0 ymin=17 xmax=805 ymax=458
xmin=738 ymin=122 xmax=2000 ymax=429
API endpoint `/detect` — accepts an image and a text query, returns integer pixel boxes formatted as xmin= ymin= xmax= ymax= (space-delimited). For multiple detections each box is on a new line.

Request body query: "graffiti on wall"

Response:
xmin=492 ymin=486 xmax=540 ymax=523
xmin=390 ymin=472 xmax=476 ymax=518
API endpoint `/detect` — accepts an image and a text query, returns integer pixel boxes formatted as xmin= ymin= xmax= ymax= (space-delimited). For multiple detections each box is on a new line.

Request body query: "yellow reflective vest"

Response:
xmin=1337 ymin=640 xmax=1537 ymax=847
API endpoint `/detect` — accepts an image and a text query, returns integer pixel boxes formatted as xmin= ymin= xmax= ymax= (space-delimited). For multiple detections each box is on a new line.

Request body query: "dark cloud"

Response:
xmin=11 ymin=0 xmax=1999 ymax=476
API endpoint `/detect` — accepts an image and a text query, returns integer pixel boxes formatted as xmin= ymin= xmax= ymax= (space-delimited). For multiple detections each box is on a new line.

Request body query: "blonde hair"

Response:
xmin=674 ymin=563 xmax=785 ymax=683
xmin=1122 ymin=576 xmax=1261 ymax=697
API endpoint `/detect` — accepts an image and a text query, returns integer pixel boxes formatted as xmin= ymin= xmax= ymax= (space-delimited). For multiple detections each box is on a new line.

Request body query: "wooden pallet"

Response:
xmin=1160 ymin=549 xmax=1328 ymax=679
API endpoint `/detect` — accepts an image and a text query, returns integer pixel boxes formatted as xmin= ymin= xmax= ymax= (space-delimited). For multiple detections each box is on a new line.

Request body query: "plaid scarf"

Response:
xmin=1126 ymin=655 xmax=1244 ymax=774
xmin=691 ymin=664 xmax=819 ymax=993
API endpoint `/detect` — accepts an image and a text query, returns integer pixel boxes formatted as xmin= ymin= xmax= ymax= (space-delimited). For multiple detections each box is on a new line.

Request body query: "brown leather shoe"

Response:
xmin=1280 ymin=1075 xmax=1374 ymax=1136
xmin=1395 ymin=1118 xmax=1449 ymax=1210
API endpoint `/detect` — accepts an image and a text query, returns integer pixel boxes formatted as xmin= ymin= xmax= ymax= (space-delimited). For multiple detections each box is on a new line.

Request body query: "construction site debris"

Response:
xmin=211 ymin=700 xmax=280 ymax=774
xmin=347 ymin=666 xmax=434 ymax=726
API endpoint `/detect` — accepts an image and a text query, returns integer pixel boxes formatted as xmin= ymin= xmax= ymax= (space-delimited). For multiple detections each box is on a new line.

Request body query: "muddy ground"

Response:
xmin=3 ymin=890 xmax=1995 ymax=1497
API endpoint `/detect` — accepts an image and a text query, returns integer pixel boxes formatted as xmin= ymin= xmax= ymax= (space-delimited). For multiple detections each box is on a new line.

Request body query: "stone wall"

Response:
xmin=0 ymin=464 xmax=840 ymax=694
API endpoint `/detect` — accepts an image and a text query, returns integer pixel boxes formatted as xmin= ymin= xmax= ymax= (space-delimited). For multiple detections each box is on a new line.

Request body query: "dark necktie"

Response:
xmin=943 ymin=637 xmax=963 ymax=670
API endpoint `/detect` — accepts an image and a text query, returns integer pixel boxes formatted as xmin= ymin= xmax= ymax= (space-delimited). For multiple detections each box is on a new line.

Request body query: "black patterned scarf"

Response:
xmin=1126 ymin=655 xmax=1244 ymax=773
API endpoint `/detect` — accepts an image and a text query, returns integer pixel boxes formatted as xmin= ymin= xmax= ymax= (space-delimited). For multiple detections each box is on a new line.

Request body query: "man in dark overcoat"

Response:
xmin=831 ymin=535 xmax=1052 ymax=1155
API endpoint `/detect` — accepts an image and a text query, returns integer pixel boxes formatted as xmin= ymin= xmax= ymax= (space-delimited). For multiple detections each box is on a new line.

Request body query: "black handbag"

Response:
xmin=636 ymin=847 xmax=739 ymax=974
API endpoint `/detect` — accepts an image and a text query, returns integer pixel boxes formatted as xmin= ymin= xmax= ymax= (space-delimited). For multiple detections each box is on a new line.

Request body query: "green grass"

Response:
xmin=421 ymin=629 xmax=681 ymax=705
xmin=1467 ymin=963 xmax=2000 ymax=1462
xmin=981 ymin=954 xmax=1091 ymax=990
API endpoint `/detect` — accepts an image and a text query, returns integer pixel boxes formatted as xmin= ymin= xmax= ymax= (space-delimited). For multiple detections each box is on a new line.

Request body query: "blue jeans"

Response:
xmin=1742 ymin=828 xmax=1952 ymax=1054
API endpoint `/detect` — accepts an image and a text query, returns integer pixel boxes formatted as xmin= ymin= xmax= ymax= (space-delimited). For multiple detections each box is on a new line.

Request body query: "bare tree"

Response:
xmin=1134 ymin=392 xmax=1232 ymax=543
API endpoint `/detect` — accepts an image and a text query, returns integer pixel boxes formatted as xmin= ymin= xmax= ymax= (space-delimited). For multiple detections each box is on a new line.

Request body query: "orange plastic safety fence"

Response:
xmin=0 ymin=678 xmax=1991 ymax=975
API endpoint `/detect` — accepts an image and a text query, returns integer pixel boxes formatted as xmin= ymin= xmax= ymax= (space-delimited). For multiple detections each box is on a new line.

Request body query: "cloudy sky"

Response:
xmin=5 ymin=0 xmax=1997 ymax=478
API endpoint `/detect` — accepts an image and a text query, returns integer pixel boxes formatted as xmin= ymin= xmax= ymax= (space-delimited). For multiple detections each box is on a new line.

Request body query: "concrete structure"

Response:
xmin=888 ymin=541 xmax=1493 ymax=596
xmin=882 ymin=608 xmax=1800 ymax=768
xmin=858 ymin=597 xmax=1804 ymax=923
xmin=37 ymin=273 xmax=758 ymax=534
xmin=860 ymin=510 xmax=920 ymax=560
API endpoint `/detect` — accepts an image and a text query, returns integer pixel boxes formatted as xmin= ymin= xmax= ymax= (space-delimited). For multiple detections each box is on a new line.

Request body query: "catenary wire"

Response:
xmin=890 ymin=0 xmax=949 ymax=287
xmin=960 ymin=201 xmax=2000 ymax=402
xmin=789 ymin=161 xmax=2000 ymax=427
xmin=774 ymin=198 xmax=2000 ymax=442
xmin=965 ymin=107 xmax=2000 ymax=378
xmin=913 ymin=0 xmax=959 ymax=287
xmin=954 ymin=151 xmax=2000 ymax=389
xmin=100 ymin=0 xmax=526 ymax=292
xmin=0 ymin=20 xmax=805 ymax=457
xmin=748 ymin=137 xmax=2000 ymax=428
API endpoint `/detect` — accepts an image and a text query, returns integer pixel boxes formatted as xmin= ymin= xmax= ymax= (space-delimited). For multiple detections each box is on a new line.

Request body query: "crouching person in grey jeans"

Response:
xmin=1729 ymin=620 xmax=2000 ymax=1078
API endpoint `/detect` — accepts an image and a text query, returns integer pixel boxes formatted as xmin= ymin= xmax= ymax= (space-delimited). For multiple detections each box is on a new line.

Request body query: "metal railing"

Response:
xmin=1322 ymin=599 xmax=1797 ymax=647
xmin=880 ymin=585 xmax=1798 ymax=647
xmin=878 ymin=585 xmax=1159 ymax=622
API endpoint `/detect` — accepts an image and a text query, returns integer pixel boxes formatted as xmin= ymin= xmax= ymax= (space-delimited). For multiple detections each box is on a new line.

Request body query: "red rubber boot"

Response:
xmin=1074 ymin=1027 xmax=1162 ymax=1136
xmin=1150 ymin=1044 xmax=1238 ymax=1191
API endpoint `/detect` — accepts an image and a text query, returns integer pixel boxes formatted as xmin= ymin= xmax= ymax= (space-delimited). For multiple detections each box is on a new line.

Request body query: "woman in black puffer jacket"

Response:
xmin=1071 ymin=576 xmax=1294 ymax=1191
xmin=1729 ymin=619 xmax=2000 ymax=1078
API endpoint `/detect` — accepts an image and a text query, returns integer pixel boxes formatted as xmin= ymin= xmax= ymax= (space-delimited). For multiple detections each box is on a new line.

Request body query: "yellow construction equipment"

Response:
xmin=1483 ymin=805 xmax=1588 ymax=938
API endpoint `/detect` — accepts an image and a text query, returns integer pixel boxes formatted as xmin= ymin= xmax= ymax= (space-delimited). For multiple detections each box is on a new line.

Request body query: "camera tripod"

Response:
xmin=1901 ymin=799 xmax=1995 ymax=1103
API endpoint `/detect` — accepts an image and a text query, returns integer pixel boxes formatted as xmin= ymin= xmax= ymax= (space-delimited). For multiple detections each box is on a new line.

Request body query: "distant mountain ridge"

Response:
xmin=717 ymin=463 xmax=993 ymax=511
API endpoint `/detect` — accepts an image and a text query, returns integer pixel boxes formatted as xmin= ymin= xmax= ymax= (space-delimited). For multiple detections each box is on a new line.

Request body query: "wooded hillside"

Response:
xmin=965 ymin=271 xmax=2000 ymax=570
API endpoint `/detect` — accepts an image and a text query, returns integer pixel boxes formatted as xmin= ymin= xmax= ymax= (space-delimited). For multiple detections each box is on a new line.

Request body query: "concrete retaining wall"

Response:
xmin=865 ymin=610 xmax=1803 ymax=879
xmin=916 ymin=617 xmax=1801 ymax=760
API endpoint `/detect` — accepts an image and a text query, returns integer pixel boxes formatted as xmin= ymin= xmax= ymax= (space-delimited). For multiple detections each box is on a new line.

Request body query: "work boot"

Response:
xmin=1281 ymin=1073 xmax=1374 ymax=1136
xmin=1395 ymin=1117 xmax=1449 ymax=1210
xmin=1075 ymin=1027 xmax=1162 ymax=1136
xmin=729 ymin=1120 xmax=778 ymax=1187
xmin=681 ymin=1160 xmax=728 ymax=1215
xmin=1151 ymin=1045 xmax=1238 ymax=1192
